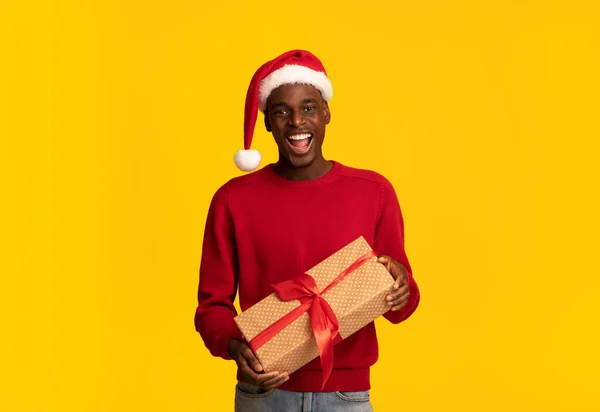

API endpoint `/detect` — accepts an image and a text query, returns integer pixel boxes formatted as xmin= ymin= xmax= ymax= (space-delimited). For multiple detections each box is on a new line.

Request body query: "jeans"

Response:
xmin=234 ymin=381 xmax=374 ymax=412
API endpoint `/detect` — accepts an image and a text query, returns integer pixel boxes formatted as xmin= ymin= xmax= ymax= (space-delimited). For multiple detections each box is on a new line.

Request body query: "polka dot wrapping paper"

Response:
xmin=233 ymin=236 xmax=395 ymax=375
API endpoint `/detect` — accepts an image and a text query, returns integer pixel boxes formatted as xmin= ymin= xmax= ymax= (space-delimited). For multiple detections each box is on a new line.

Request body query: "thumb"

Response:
xmin=242 ymin=347 xmax=264 ymax=373
xmin=378 ymin=255 xmax=405 ymax=283
xmin=377 ymin=255 xmax=392 ymax=272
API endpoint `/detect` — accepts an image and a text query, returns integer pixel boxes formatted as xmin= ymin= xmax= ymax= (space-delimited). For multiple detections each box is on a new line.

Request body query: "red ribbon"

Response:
xmin=248 ymin=250 xmax=377 ymax=389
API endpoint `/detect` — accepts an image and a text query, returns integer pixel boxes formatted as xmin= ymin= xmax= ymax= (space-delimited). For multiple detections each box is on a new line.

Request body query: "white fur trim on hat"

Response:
xmin=234 ymin=149 xmax=262 ymax=172
xmin=258 ymin=65 xmax=333 ymax=111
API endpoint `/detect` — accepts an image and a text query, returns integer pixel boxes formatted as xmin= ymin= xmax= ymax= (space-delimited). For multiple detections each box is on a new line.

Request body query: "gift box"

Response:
xmin=233 ymin=236 xmax=395 ymax=386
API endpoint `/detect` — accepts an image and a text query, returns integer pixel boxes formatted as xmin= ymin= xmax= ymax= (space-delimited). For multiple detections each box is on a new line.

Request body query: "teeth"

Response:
xmin=287 ymin=133 xmax=311 ymax=140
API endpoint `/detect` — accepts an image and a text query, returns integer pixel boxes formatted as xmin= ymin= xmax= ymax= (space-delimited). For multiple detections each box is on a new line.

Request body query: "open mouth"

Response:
xmin=286 ymin=133 xmax=313 ymax=154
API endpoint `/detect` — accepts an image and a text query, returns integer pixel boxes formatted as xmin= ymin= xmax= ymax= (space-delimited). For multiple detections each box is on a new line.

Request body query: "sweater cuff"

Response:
xmin=217 ymin=323 xmax=245 ymax=360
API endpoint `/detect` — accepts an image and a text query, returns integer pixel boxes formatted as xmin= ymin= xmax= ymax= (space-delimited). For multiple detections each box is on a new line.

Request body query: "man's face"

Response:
xmin=265 ymin=83 xmax=330 ymax=168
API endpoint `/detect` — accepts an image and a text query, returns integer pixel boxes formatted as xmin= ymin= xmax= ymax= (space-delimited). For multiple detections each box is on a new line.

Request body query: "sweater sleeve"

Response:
xmin=194 ymin=187 xmax=244 ymax=360
xmin=374 ymin=177 xmax=421 ymax=324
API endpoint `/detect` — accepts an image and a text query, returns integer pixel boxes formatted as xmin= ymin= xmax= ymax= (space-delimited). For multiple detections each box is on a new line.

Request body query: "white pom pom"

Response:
xmin=234 ymin=149 xmax=261 ymax=172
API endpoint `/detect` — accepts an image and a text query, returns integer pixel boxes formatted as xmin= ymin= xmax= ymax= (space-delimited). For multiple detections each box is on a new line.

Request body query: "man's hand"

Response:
xmin=378 ymin=255 xmax=410 ymax=311
xmin=227 ymin=339 xmax=289 ymax=389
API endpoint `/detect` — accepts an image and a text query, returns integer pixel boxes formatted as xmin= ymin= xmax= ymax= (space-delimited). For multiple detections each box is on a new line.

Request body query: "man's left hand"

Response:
xmin=378 ymin=255 xmax=410 ymax=311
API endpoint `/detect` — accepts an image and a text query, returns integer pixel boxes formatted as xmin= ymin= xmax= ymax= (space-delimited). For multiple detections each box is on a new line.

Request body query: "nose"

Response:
xmin=288 ymin=109 xmax=306 ymax=127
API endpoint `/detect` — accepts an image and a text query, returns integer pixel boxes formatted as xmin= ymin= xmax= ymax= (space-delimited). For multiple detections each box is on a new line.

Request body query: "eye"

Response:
xmin=273 ymin=109 xmax=289 ymax=116
xmin=303 ymin=106 xmax=317 ymax=112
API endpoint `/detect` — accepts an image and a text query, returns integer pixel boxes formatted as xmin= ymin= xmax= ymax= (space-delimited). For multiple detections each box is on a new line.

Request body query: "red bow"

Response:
xmin=248 ymin=250 xmax=376 ymax=389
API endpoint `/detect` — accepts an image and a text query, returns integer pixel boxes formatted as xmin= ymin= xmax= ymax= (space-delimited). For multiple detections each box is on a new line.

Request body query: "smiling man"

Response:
xmin=266 ymin=82 xmax=331 ymax=179
xmin=195 ymin=50 xmax=420 ymax=412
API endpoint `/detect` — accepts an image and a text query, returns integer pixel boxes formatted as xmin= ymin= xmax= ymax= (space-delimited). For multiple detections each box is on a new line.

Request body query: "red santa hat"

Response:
xmin=234 ymin=50 xmax=334 ymax=172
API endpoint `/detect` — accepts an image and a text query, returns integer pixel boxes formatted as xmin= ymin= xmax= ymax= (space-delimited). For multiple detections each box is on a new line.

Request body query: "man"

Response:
xmin=195 ymin=50 xmax=420 ymax=411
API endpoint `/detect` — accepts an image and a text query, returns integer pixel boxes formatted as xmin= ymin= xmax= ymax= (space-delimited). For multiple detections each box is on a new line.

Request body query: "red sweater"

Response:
xmin=195 ymin=161 xmax=420 ymax=392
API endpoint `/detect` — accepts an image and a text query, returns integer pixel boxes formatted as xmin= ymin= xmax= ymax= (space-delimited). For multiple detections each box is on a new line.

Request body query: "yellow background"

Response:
xmin=2 ymin=1 xmax=599 ymax=411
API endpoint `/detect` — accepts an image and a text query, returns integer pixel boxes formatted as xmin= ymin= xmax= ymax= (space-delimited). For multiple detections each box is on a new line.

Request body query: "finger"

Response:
xmin=237 ymin=362 xmax=261 ymax=384
xmin=260 ymin=372 xmax=289 ymax=389
xmin=395 ymin=264 xmax=408 ymax=285
xmin=388 ymin=292 xmax=411 ymax=307
xmin=394 ymin=276 xmax=404 ymax=290
xmin=241 ymin=347 xmax=264 ymax=373
xmin=386 ymin=285 xmax=410 ymax=301
xmin=255 ymin=371 xmax=281 ymax=383
xmin=255 ymin=371 xmax=284 ymax=389
xmin=377 ymin=255 xmax=393 ymax=275
xmin=378 ymin=255 xmax=406 ymax=282
xmin=243 ymin=369 xmax=279 ymax=386
xmin=266 ymin=374 xmax=289 ymax=389
xmin=391 ymin=300 xmax=410 ymax=311
xmin=387 ymin=291 xmax=411 ymax=309
xmin=377 ymin=255 xmax=390 ymax=265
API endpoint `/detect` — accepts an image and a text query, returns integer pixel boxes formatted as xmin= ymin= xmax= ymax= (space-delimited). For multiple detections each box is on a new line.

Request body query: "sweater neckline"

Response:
xmin=263 ymin=160 xmax=342 ymax=188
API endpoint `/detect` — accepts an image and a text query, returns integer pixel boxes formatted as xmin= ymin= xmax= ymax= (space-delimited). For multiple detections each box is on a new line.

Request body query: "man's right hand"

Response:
xmin=227 ymin=339 xmax=289 ymax=390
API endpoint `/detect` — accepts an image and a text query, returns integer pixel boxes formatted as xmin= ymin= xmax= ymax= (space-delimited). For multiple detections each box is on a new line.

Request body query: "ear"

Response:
xmin=323 ymin=100 xmax=331 ymax=125
xmin=264 ymin=110 xmax=271 ymax=132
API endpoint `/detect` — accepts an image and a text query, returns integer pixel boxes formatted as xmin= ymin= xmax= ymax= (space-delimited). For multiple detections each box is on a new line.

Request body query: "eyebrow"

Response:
xmin=270 ymin=98 xmax=320 ymax=110
xmin=269 ymin=102 xmax=288 ymax=110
